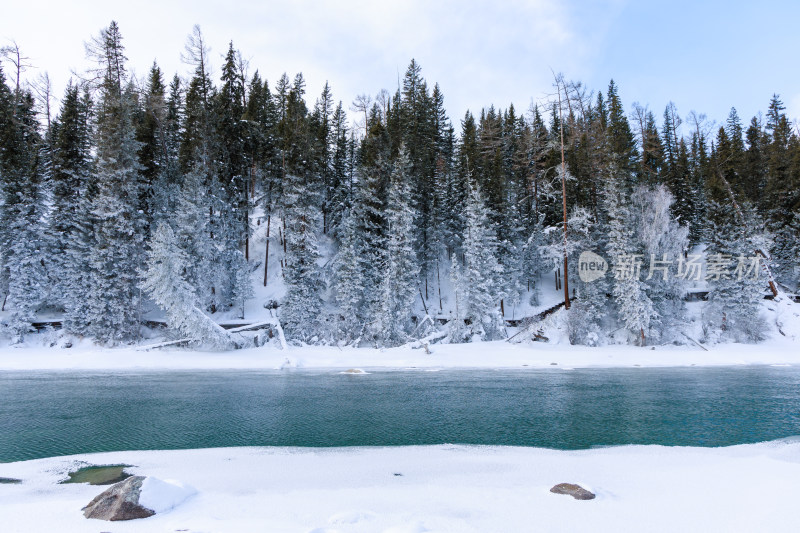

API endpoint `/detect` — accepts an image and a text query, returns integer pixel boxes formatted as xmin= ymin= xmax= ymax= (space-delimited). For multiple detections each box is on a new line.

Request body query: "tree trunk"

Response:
xmin=437 ymin=259 xmax=443 ymax=311
xmin=556 ymin=74 xmax=571 ymax=310
xmin=418 ymin=287 xmax=429 ymax=316
xmin=263 ymin=215 xmax=271 ymax=286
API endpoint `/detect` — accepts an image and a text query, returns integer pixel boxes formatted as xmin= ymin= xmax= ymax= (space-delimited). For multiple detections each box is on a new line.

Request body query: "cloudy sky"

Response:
xmin=2 ymin=0 xmax=799 ymax=135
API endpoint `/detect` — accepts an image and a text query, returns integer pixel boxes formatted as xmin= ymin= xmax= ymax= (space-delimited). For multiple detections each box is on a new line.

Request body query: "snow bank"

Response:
xmin=1 ymin=334 xmax=800 ymax=371
xmin=138 ymin=477 xmax=196 ymax=514
xmin=1 ymin=441 xmax=799 ymax=532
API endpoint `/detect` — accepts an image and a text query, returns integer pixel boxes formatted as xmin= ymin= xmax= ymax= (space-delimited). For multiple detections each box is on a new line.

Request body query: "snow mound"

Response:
xmin=138 ymin=476 xmax=197 ymax=514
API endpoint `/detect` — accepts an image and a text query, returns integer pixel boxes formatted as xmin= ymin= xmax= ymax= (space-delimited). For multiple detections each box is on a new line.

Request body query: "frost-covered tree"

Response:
xmin=705 ymin=201 xmax=768 ymax=342
xmin=281 ymin=171 xmax=325 ymax=341
xmin=173 ymin=165 xmax=209 ymax=292
xmin=771 ymin=210 xmax=800 ymax=291
xmin=5 ymin=159 xmax=47 ymax=342
xmin=450 ymin=178 xmax=505 ymax=341
xmin=141 ymin=223 xmax=235 ymax=349
xmin=332 ymin=209 xmax=365 ymax=341
xmin=228 ymin=248 xmax=253 ymax=319
xmin=631 ymin=184 xmax=690 ymax=343
xmin=83 ymin=23 xmax=147 ymax=343
xmin=519 ymin=210 xmax=547 ymax=305
xmin=354 ymin=108 xmax=391 ymax=326
xmin=375 ymin=147 xmax=419 ymax=346
xmin=603 ymin=163 xmax=654 ymax=345
xmin=0 ymin=89 xmax=45 ymax=341
xmin=279 ymin=75 xmax=326 ymax=342
xmin=48 ymin=83 xmax=93 ymax=322
xmin=555 ymin=208 xmax=608 ymax=346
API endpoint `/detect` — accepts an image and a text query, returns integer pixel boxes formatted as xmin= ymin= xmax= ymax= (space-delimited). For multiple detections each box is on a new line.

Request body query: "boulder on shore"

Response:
xmin=550 ymin=482 xmax=596 ymax=500
xmin=82 ymin=475 xmax=155 ymax=521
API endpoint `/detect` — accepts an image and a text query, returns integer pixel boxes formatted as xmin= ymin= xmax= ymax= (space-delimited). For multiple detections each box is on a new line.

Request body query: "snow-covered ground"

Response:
xmin=2 ymin=440 xmax=799 ymax=532
xmin=1 ymin=335 xmax=800 ymax=372
xmin=2 ymin=295 xmax=799 ymax=372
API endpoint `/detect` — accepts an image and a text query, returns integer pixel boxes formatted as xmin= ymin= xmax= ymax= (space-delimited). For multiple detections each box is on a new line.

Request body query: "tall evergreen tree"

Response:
xmin=48 ymin=82 xmax=93 ymax=330
xmin=280 ymin=74 xmax=325 ymax=342
xmin=84 ymin=22 xmax=146 ymax=343
xmin=0 ymin=78 xmax=45 ymax=340
xmin=704 ymin=201 xmax=768 ymax=342
xmin=332 ymin=208 xmax=365 ymax=341
xmin=606 ymin=80 xmax=638 ymax=180
xmin=450 ymin=178 xmax=505 ymax=342
xmin=603 ymin=163 xmax=654 ymax=345
xmin=374 ymin=146 xmax=419 ymax=346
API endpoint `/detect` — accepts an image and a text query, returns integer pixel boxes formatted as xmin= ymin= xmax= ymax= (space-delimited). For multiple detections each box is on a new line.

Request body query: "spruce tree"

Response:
xmin=603 ymin=163 xmax=654 ymax=345
xmin=214 ymin=42 xmax=251 ymax=310
xmin=451 ymin=178 xmax=505 ymax=341
xmin=606 ymin=80 xmax=638 ymax=180
xmin=84 ymin=22 xmax=146 ymax=343
xmin=0 ymin=85 xmax=45 ymax=340
xmin=375 ymin=146 xmax=419 ymax=346
xmin=564 ymin=208 xmax=608 ymax=346
xmin=332 ymin=209 xmax=365 ymax=341
xmin=48 ymin=82 xmax=93 ymax=330
xmin=705 ymin=201 xmax=768 ymax=342
xmin=280 ymin=74 xmax=325 ymax=342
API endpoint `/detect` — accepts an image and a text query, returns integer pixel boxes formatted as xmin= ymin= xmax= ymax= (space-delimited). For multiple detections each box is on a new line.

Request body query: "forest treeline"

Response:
xmin=0 ymin=22 xmax=798 ymax=347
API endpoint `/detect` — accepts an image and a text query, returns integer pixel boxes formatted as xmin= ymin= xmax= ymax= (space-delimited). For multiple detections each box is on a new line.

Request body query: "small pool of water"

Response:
xmin=1 ymin=366 xmax=799 ymax=462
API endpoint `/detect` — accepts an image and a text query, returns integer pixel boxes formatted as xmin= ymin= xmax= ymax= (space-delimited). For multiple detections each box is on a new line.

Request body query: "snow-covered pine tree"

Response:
xmin=603 ymin=162 xmax=654 ymax=345
xmin=0 ymin=88 xmax=46 ymax=341
xmin=326 ymin=101 xmax=352 ymax=237
xmin=631 ymin=184 xmax=690 ymax=343
xmin=229 ymin=248 xmax=253 ymax=320
xmin=141 ymin=222 xmax=235 ymax=349
xmin=173 ymin=163 xmax=212 ymax=295
xmin=281 ymin=171 xmax=325 ymax=342
xmin=561 ymin=208 xmax=608 ymax=346
xmin=450 ymin=178 xmax=505 ymax=342
xmin=771 ymin=210 xmax=800 ymax=291
xmin=375 ymin=146 xmax=419 ymax=346
xmin=84 ymin=23 xmax=147 ymax=343
xmin=207 ymin=172 xmax=250 ymax=312
xmin=520 ymin=211 xmax=546 ymax=305
xmin=332 ymin=209 xmax=365 ymax=342
xmin=279 ymin=74 xmax=326 ymax=343
xmin=705 ymin=201 xmax=768 ymax=342
xmin=354 ymin=109 xmax=391 ymax=332
xmin=214 ymin=42 xmax=251 ymax=312
xmin=48 ymin=83 xmax=93 ymax=325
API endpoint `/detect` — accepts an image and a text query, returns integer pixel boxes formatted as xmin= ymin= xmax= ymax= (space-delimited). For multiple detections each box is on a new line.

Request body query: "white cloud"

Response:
xmin=1 ymin=0 xmax=623 ymax=126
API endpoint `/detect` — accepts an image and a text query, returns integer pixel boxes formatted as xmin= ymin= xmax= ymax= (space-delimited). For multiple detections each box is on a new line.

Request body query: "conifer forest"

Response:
xmin=1 ymin=21 xmax=799 ymax=348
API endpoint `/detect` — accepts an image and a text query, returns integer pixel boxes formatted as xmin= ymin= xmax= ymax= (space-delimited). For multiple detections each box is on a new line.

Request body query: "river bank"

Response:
xmin=2 ymin=441 xmax=799 ymax=532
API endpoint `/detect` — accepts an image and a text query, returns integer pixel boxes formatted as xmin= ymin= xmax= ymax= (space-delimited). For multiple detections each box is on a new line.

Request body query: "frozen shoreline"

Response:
xmin=1 ymin=337 xmax=800 ymax=372
xmin=2 ymin=441 xmax=799 ymax=532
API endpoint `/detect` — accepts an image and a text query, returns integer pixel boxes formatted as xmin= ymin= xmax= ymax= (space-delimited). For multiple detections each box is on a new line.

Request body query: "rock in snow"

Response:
xmin=82 ymin=475 xmax=196 ymax=521
xmin=82 ymin=475 xmax=155 ymax=521
xmin=550 ymin=482 xmax=596 ymax=500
